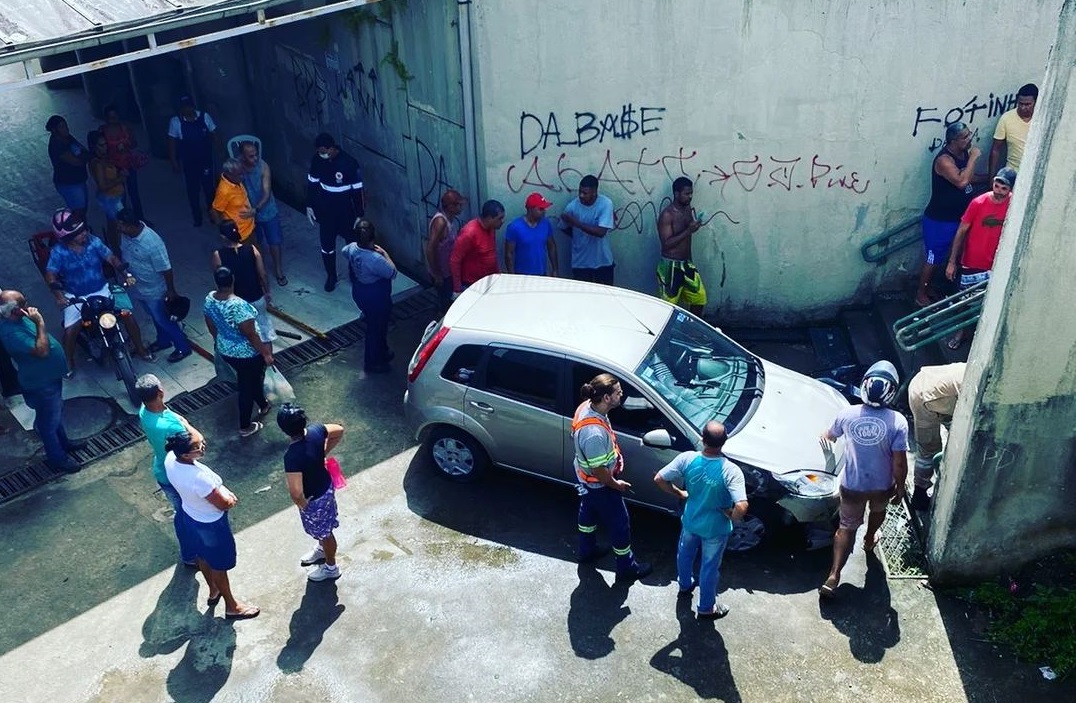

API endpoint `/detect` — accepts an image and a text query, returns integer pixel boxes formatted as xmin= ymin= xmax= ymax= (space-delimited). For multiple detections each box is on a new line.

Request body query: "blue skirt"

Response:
xmin=178 ymin=511 xmax=237 ymax=571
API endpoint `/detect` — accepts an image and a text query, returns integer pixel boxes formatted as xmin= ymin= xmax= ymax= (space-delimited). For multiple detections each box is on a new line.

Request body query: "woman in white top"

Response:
xmin=164 ymin=432 xmax=259 ymax=620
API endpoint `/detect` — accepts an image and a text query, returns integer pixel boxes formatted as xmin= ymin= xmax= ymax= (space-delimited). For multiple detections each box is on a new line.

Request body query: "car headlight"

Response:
xmin=773 ymin=470 xmax=838 ymax=497
xmin=98 ymin=313 xmax=118 ymax=330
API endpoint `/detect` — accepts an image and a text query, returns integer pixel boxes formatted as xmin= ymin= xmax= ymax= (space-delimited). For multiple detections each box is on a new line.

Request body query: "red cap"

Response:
xmin=525 ymin=192 xmax=554 ymax=210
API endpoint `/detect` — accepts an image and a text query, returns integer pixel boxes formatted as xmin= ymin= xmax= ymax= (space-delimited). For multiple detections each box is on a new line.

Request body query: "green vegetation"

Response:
xmin=968 ymin=557 xmax=1076 ymax=678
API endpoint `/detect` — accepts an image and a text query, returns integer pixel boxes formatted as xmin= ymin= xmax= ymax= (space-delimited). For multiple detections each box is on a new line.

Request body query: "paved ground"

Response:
xmin=1 ymin=70 xmax=1073 ymax=703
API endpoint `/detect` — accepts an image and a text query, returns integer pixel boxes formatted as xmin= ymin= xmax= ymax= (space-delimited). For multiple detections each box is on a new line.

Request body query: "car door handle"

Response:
xmin=469 ymin=401 xmax=495 ymax=413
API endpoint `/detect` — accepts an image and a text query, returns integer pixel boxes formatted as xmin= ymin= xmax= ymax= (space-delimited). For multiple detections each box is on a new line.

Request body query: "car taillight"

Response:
xmin=408 ymin=326 xmax=449 ymax=383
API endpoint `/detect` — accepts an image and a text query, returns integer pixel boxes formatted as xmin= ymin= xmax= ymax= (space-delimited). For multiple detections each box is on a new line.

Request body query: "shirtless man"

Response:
xmin=657 ymin=177 xmax=707 ymax=315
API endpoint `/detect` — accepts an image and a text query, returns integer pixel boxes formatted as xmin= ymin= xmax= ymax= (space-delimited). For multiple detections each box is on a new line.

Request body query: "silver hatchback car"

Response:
xmin=404 ymin=275 xmax=849 ymax=529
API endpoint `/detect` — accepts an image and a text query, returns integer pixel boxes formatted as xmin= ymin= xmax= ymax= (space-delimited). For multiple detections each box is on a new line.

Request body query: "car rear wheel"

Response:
xmin=426 ymin=427 xmax=489 ymax=482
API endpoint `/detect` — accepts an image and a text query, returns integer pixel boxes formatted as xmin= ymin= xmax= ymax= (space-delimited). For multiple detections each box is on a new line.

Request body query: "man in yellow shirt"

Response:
xmin=990 ymin=83 xmax=1037 ymax=175
xmin=211 ymin=158 xmax=255 ymax=242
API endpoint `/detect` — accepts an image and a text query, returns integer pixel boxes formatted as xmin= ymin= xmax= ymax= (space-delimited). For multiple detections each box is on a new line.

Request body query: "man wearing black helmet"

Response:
xmin=117 ymin=210 xmax=192 ymax=363
xmin=818 ymin=361 xmax=909 ymax=599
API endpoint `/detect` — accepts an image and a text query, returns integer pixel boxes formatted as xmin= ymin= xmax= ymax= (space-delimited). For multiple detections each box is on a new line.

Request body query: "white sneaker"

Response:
xmin=307 ymin=564 xmax=341 ymax=582
xmin=299 ymin=545 xmax=325 ymax=566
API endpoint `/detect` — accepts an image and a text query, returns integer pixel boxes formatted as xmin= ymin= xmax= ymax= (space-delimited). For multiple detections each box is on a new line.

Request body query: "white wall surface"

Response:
xmin=471 ymin=0 xmax=1062 ymax=322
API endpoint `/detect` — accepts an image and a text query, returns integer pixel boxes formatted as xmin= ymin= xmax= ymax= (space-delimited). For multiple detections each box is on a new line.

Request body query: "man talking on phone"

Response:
xmin=0 ymin=290 xmax=83 ymax=473
xmin=657 ymin=177 xmax=708 ymax=316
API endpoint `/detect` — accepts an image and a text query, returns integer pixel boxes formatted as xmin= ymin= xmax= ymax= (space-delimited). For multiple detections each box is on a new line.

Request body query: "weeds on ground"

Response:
xmin=966 ymin=553 xmax=1076 ymax=678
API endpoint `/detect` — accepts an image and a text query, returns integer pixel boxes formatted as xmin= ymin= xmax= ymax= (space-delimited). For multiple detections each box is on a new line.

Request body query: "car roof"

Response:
xmin=445 ymin=274 xmax=672 ymax=369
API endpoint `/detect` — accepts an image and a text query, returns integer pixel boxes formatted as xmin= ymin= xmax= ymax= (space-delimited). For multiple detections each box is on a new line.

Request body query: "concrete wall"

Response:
xmin=928 ymin=0 xmax=1076 ymax=583
xmin=470 ymin=0 xmax=1062 ymax=322
xmin=231 ymin=0 xmax=469 ymax=272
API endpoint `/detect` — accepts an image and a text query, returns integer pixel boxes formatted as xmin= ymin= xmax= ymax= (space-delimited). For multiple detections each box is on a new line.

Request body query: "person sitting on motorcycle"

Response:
xmin=43 ymin=208 xmax=153 ymax=375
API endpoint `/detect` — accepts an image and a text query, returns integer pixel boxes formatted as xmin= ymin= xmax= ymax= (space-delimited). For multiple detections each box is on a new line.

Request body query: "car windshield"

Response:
xmin=634 ymin=310 xmax=763 ymax=434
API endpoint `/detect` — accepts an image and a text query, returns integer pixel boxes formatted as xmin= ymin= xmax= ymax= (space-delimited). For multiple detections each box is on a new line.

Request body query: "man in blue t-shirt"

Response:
xmin=137 ymin=374 xmax=204 ymax=564
xmin=559 ymin=175 xmax=616 ymax=284
xmin=505 ymin=192 xmax=559 ymax=277
xmin=656 ymin=421 xmax=747 ymax=619
xmin=818 ymin=361 xmax=908 ymax=599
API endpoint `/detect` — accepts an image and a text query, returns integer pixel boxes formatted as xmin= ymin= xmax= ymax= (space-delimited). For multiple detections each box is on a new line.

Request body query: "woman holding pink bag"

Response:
xmin=277 ymin=402 xmax=346 ymax=582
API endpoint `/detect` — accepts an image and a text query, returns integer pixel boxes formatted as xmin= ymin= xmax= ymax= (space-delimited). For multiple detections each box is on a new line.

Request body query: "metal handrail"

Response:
xmin=861 ymin=216 xmax=922 ymax=264
xmin=892 ymin=280 xmax=988 ymax=351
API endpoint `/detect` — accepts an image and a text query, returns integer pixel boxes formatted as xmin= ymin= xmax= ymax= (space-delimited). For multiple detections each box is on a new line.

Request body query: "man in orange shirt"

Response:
xmin=211 ymin=158 xmax=255 ymax=242
xmin=450 ymin=200 xmax=505 ymax=296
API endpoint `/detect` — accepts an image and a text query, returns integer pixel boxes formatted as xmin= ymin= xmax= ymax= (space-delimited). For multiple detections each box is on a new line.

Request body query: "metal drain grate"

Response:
xmin=0 ymin=289 xmax=442 ymax=505
xmin=877 ymin=501 xmax=929 ymax=578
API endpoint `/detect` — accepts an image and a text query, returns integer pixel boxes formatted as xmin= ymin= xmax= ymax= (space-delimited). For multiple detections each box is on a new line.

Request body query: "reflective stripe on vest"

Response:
xmin=572 ymin=402 xmax=623 ymax=484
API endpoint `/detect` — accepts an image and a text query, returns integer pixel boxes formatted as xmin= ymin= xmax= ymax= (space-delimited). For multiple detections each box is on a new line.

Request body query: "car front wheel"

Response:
xmin=425 ymin=427 xmax=489 ymax=482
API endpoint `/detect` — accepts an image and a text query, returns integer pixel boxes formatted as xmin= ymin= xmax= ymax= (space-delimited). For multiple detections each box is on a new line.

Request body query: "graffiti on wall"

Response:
xmin=518 ymin=105 xmax=666 ymax=159
xmin=289 ymin=53 xmax=328 ymax=123
xmin=911 ymin=90 xmax=1021 ymax=152
xmin=333 ymin=61 xmax=387 ymax=126
xmin=408 ymin=135 xmax=459 ymax=218
xmin=504 ymin=146 xmax=871 ymax=232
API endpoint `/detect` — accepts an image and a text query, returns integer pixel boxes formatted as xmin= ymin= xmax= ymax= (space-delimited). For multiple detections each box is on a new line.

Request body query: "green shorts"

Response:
xmin=657 ymin=258 xmax=707 ymax=308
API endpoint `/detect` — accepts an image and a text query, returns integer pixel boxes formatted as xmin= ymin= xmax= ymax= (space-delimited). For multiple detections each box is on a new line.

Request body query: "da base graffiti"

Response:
xmin=518 ymin=105 xmax=666 ymax=159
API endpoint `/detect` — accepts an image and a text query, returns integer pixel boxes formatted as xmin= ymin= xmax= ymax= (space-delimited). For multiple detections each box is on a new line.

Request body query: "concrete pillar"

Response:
xmin=928 ymin=0 xmax=1076 ymax=583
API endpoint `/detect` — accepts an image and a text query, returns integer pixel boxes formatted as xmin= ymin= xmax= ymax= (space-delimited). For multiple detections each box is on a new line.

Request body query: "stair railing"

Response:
xmin=861 ymin=216 xmax=922 ymax=264
xmin=892 ymin=280 xmax=989 ymax=351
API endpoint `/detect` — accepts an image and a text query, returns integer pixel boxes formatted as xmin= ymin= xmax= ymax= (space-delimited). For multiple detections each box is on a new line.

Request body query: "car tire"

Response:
xmin=425 ymin=426 xmax=489 ymax=483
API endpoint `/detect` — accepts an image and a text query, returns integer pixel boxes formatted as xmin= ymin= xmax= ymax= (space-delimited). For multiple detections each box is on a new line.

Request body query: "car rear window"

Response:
xmin=440 ymin=344 xmax=484 ymax=384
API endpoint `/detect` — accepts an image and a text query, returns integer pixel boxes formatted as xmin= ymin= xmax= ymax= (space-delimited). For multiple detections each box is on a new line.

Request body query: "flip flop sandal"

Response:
xmin=818 ymin=581 xmax=838 ymax=599
xmin=238 ymin=421 xmax=263 ymax=438
xmin=256 ymin=402 xmax=272 ymax=418
xmin=207 ymin=593 xmax=222 ymax=607
xmin=946 ymin=336 xmax=965 ymax=350
xmin=225 ymin=605 xmax=260 ymax=620
xmin=276 ymin=275 xmax=288 ymax=286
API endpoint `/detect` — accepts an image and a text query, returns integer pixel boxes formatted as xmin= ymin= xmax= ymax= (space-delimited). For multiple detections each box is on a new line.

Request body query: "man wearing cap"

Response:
xmin=945 ymin=167 xmax=1016 ymax=349
xmin=167 ymin=97 xmax=220 ymax=227
xmin=450 ymin=200 xmax=505 ymax=296
xmin=44 ymin=212 xmax=152 ymax=373
xmin=990 ymin=84 xmax=1038 ymax=175
xmin=560 ymin=175 xmax=616 ymax=285
xmin=658 ymin=177 xmax=707 ymax=315
xmin=118 ymin=210 xmax=192 ymax=363
xmin=211 ymin=158 xmax=256 ymax=244
xmin=0 ymin=290 xmax=83 ymax=473
xmin=306 ymin=133 xmax=365 ymax=292
xmin=137 ymin=374 xmax=205 ymax=563
xmin=505 ymin=192 xmax=559 ymax=277
xmin=424 ymin=189 xmax=466 ymax=311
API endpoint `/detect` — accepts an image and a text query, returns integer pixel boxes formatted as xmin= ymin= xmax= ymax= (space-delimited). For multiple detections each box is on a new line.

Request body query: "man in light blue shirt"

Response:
xmin=118 ymin=210 xmax=192 ymax=363
xmin=655 ymin=421 xmax=748 ymax=619
xmin=559 ymin=174 xmax=616 ymax=285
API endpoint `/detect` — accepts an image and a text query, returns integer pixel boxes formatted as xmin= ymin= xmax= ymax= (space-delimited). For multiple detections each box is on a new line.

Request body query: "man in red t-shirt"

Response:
xmin=945 ymin=167 xmax=1015 ymax=348
xmin=450 ymin=199 xmax=505 ymax=295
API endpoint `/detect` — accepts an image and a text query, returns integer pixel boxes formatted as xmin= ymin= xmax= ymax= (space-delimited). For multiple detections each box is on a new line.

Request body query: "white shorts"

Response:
xmin=63 ymin=283 xmax=112 ymax=329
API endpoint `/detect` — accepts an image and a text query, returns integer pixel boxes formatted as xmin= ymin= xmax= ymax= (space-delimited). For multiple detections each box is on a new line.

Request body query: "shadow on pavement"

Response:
xmin=818 ymin=554 xmax=900 ymax=663
xmin=650 ymin=596 xmax=742 ymax=702
xmin=276 ymin=581 xmax=345 ymax=673
xmin=567 ymin=565 xmax=631 ymax=659
xmin=164 ymin=618 xmax=237 ymax=703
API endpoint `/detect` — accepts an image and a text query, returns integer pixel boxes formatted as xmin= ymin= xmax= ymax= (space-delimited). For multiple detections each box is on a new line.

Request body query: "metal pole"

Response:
xmin=457 ymin=0 xmax=480 ymax=203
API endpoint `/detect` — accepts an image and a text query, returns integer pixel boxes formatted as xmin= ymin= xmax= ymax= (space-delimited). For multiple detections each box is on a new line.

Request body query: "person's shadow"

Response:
xmin=276 ymin=581 xmax=346 ymax=673
xmin=566 ymin=565 xmax=631 ymax=659
xmin=650 ymin=597 xmax=742 ymax=701
xmin=139 ymin=565 xmax=236 ymax=703
xmin=819 ymin=552 xmax=901 ymax=663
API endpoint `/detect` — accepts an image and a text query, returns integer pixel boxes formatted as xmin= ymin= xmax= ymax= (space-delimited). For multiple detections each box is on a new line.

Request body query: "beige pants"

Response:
xmin=909 ymin=392 xmax=957 ymax=487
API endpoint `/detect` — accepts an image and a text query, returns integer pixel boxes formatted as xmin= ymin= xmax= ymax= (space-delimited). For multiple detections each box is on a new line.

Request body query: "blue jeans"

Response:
xmin=158 ymin=481 xmax=195 ymax=563
xmin=677 ymin=528 xmax=730 ymax=613
xmin=55 ymin=182 xmax=88 ymax=211
xmin=351 ymin=278 xmax=393 ymax=370
xmin=22 ymin=380 xmax=71 ymax=466
xmin=138 ymin=297 xmax=191 ymax=354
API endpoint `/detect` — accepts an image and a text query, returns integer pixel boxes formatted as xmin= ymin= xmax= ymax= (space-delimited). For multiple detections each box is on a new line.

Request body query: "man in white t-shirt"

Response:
xmin=990 ymin=83 xmax=1037 ymax=175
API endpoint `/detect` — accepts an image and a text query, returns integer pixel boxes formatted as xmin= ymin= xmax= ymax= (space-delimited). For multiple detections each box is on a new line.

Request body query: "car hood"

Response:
xmin=723 ymin=360 xmax=849 ymax=475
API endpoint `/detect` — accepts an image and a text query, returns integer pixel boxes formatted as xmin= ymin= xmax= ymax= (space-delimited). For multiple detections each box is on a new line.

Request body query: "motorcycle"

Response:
xmin=66 ymin=276 xmax=140 ymax=407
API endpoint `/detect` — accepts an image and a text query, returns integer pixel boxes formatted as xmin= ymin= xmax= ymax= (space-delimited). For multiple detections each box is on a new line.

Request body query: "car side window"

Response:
xmin=569 ymin=362 xmax=677 ymax=439
xmin=478 ymin=348 xmax=560 ymax=410
xmin=440 ymin=344 xmax=484 ymax=384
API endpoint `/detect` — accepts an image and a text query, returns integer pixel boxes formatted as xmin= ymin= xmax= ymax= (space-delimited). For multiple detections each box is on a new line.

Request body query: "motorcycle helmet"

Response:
xmin=859 ymin=360 xmax=900 ymax=408
xmin=165 ymin=295 xmax=191 ymax=322
xmin=52 ymin=208 xmax=86 ymax=240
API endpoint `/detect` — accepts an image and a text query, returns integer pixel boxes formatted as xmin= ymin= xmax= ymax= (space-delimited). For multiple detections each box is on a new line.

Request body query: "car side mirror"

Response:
xmin=642 ymin=428 xmax=673 ymax=448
